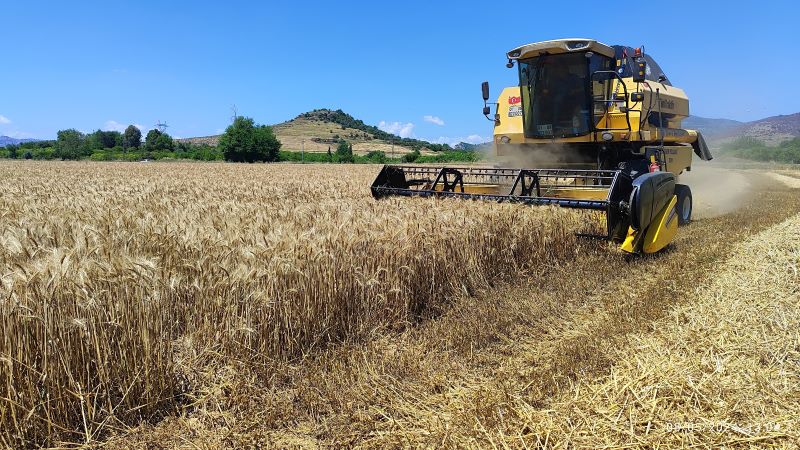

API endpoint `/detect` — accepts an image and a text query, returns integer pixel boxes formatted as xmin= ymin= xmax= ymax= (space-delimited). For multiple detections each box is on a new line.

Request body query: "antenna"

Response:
xmin=231 ymin=104 xmax=238 ymax=123
xmin=155 ymin=121 xmax=169 ymax=133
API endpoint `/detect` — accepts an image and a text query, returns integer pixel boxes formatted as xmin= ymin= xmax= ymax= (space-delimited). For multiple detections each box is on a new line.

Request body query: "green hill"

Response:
xmin=178 ymin=109 xmax=453 ymax=156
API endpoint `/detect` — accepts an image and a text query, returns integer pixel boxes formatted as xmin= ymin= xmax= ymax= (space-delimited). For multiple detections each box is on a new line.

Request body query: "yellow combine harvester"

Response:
xmin=372 ymin=38 xmax=713 ymax=253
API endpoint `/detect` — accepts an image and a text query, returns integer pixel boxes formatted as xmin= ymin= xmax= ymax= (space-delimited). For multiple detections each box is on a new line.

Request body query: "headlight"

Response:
xmin=499 ymin=135 xmax=511 ymax=144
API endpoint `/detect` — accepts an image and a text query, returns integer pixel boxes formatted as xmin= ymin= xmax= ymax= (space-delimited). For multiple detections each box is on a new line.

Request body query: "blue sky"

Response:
xmin=1 ymin=0 xmax=796 ymax=145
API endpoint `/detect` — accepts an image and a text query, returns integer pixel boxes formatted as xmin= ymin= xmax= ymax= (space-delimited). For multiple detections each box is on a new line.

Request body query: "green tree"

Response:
xmin=99 ymin=130 xmax=122 ymax=149
xmin=144 ymin=129 xmax=161 ymax=149
xmin=402 ymin=148 xmax=421 ymax=163
xmin=84 ymin=132 xmax=102 ymax=152
xmin=6 ymin=145 xmax=19 ymax=159
xmin=366 ymin=150 xmax=386 ymax=163
xmin=123 ymin=125 xmax=142 ymax=149
xmin=84 ymin=130 xmax=120 ymax=152
xmin=219 ymin=116 xmax=281 ymax=163
xmin=336 ymin=140 xmax=354 ymax=163
xmin=54 ymin=129 xmax=85 ymax=160
xmin=144 ymin=129 xmax=175 ymax=152
xmin=154 ymin=133 xmax=174 ymax=151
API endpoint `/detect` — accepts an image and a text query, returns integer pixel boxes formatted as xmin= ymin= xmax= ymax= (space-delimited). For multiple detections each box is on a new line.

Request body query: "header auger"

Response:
xmin=372 ymin=38 xmax=712 ymax=254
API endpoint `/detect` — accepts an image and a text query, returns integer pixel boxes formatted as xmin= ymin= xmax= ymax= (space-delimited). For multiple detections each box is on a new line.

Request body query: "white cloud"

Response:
xmin=0 ymin=115 xmax=11 ymax=125
xmin=423 ymin=115 xmax=445 ymax=126
xmin=103 ymin=120 xmax=126 ymax=132
xmin=463 ymin=134 xmax=487 ymax=144
xmin=103 ymin=121 xmax=143 ymax=132
xmin=429 ymin=134 xmax=490 ymax=147
xmin=378 ymin=120 xmax=415 ymax=138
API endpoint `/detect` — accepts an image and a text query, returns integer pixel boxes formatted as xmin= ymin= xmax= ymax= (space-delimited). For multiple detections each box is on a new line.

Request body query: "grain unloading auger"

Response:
xmin=372 ymin=38 xmax=713 ymax=254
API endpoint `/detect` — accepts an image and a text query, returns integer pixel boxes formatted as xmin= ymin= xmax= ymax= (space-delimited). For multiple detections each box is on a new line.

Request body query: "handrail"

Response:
xmin=590 ymin=70 xmax=632 ymax=133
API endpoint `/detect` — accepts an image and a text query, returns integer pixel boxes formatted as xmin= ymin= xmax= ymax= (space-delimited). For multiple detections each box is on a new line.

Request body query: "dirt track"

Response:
xmin=110 ymin=167 xmax=800 ymax=449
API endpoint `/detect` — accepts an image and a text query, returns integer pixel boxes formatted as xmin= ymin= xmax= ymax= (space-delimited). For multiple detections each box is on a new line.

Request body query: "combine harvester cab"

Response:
xmin=372 ymin=38 xmax=711 ymax=254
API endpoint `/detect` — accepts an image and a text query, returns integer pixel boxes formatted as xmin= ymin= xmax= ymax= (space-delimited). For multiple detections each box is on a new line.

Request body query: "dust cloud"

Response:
xmin=494 ymin=144 xmax=597 ymax=169
xmin=490 ymin=145 xmax=764 ymax=220
xmin=679 ymin=164 xmax=753 ymax=219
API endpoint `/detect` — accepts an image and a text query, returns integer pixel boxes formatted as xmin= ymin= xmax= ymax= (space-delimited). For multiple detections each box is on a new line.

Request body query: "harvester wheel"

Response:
xmin=675 ymin=184 xmax=692 ymax=225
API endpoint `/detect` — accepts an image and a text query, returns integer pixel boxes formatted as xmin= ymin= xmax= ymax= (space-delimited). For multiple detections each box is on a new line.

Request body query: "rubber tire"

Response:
xmin=675 ymin=184 xmax=692 ymax=226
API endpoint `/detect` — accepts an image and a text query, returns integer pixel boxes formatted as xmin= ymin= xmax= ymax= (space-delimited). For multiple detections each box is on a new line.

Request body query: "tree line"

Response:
xmin=722 ymin=136 xmax=800 ymax=164
xmin=1 ymin=125 xmax=221 ymax=161
xmin=0 ymin=118 xmax=280 ymax=162
xmin=1 ymin=115 xmax=480 ymax=164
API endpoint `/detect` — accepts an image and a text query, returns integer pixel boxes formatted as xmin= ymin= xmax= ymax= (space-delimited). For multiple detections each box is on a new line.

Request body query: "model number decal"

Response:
xmin=508 ymin=106 xmax=522 ymax=117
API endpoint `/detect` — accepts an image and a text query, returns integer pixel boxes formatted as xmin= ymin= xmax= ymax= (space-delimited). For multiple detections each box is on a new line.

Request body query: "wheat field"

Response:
xmin=6 ymin=161 xmax=799 ymax=449
xmin=0 ymin=161 xmax=591 ymax=447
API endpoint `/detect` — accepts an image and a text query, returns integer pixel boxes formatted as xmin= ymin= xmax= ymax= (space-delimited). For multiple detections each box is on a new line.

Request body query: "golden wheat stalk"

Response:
xmin=0 ymin=161 xmax=589 ymax=447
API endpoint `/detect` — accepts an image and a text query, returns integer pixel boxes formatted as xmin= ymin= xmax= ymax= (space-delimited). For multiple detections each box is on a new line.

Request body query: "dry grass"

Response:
xmin=273 ymin=118 xmax=428 ymax=155
xmin=0 ymin=161 xmax=591 ymax=448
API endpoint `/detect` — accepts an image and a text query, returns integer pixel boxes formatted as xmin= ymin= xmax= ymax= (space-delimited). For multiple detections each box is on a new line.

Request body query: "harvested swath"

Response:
xmin=767 ymin=171 xmax=800 ymax=188
xmin=504 ymin=210 xmax=800 ymax=448
xmin=0 ymin=161 xmax=590 ymax=447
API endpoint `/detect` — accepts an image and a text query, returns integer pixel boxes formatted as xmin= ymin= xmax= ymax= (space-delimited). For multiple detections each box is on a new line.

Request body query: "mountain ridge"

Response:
xmin=686 ymin=113 xmax=800 ymax=145
xmin=0 ymin=136 xmax=39 ymax=148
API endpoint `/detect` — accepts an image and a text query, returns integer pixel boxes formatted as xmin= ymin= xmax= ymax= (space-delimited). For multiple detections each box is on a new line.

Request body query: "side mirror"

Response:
xmin=481 ymin=81 xmax=496 ymax=123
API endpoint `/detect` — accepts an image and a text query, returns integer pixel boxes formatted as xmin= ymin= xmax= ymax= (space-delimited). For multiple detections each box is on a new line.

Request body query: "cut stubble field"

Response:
xmin=1 ymin=161 xmax=799 ymax=449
